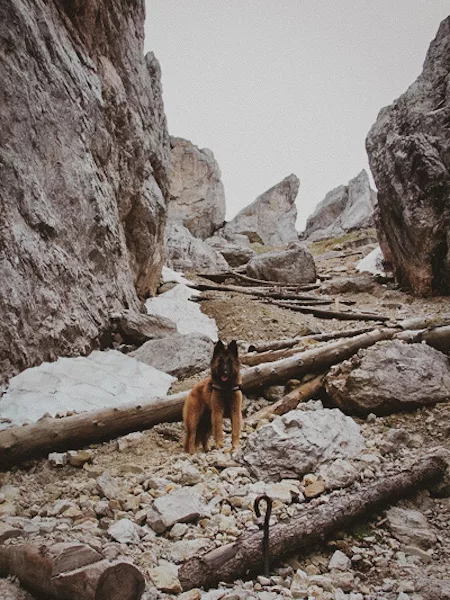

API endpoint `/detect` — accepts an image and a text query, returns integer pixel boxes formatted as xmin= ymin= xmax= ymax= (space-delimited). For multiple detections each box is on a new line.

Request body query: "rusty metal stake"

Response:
xmin=254 ymin=494 xmax=273 ymax=577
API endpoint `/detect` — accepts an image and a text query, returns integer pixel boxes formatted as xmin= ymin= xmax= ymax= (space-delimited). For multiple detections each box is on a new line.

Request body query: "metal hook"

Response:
xmin=254 ymin=494 xmax=273 ymax=577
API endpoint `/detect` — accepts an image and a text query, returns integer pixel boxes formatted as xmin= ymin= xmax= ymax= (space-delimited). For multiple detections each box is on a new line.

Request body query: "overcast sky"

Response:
xmin=144 ymin=2 xmax=449 ymax=230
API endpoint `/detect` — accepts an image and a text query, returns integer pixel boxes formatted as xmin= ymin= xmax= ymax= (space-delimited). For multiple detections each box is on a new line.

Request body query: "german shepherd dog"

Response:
xmin=183 ymin=340 xmax=243 ymax=454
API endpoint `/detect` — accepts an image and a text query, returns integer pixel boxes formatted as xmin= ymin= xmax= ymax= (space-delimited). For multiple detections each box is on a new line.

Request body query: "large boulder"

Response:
xmin=164 ymin=223 xmax=228 ymax=273
xmin=0 ymin=0 xmax=170 ymax=384
xmin=222 ymin=174 xmax=300 ymax=246
xmin=325 ymin=340 xmax=450 ymax=415
xmin=240 ymin=407 xmax=365 ymax=482
xmin=168 ymin=137 xmax=226 ymax=240
xmin=245 ymin=243 xmax=316 ymax=284
xmin=302 ymin=170 xmax=377 ymax=241
xmin=366 ymin=17 xmax=450 ymax=296
xmin=205 ymin=235 xmax=255 ymax=267
xmin=132 ymin=332 xmax=213 ymax=378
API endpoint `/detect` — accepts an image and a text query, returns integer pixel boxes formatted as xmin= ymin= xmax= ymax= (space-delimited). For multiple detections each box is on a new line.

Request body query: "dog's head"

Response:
xmin=211 ymin=340 xmax=240 ymax=386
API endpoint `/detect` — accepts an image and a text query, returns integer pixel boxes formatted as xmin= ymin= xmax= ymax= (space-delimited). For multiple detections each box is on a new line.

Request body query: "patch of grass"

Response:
xmin=351 ymin=523 xmax=374 ymax=540
xmin=249 ymin=243 xmax=279 ymax=255
xmin=309 ymin=230 xmax=376 ymax=256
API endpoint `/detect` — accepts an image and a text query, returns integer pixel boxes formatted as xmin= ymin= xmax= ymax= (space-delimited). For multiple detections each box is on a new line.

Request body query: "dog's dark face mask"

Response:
xmin=211 ymin=340 xmax=239 ymax=387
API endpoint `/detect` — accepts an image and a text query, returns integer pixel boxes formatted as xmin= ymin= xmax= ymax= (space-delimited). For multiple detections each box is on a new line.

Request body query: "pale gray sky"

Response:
xmin=144 ymin=2 xmax=449 ymax=230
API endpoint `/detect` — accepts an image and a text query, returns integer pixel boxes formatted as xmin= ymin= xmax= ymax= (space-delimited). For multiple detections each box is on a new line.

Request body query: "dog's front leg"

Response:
xmin=211 ymin=394 xmax=225 ymax=448
xmin=231 ymin=391 xmax=243 ymax=450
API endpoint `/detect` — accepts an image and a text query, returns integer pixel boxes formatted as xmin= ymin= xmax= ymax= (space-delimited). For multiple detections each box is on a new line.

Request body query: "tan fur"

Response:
xmin=183 ymin=341 xmax=243 ymax=454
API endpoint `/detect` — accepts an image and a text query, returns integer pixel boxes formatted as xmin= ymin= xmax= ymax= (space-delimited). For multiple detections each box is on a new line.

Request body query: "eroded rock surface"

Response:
xmin=326 ymin=340 xmax=450 ymax=415
xmin=240 ymin=407 xmax=365 ymax=482
xmin=366 ymin=17 xmax=450 ymax=295
xmin=168 ymin=137 xmax=226 ymax=240
xmin=245 ymin=243 xmax=316 ymax=284
xmin=222 ymin=174 xmax=300 ymax=246
xmin=0 ymin=0 xmax=170 ymax=384
xmin=164 ymin=222 xmax=229 ymax=273
xmin=302 ymin=170 xmax=377 ymax=241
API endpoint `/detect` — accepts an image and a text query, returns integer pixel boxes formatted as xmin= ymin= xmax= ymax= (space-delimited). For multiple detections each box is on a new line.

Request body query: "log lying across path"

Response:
xmin=247 ymin=327 xmax=376 ymax=353
xmin=189 ymin=282 xmax=323 ymax=302
xmin=0 ymin=542 xmax=145 ymax=600
xmin=248 ymin=374 xmax=325 ymax=422
xmin=199 ymin=271 xmax=320 ymax=290
xmin=268 ymin=299 xmax=389 ymax=322
xmin=0 ymin=328 xmax=396 ymax=468
xmin=178 ymin=454 xmax=447 ymax=591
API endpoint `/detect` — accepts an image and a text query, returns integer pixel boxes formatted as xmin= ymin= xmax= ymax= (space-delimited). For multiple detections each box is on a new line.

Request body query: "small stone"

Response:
xmin=67 ymin=449 xmax=93 ymax=467
xmin=171 ymin=461 xmax=202 ymax=485
xmin=97 ymin=472 xmax=123 ymax=501
xmin=169 ymin=522 xmax=189 ymax=539
xmin=48 ymin=452 xmax=68 ymax=466
xmin=153 ymin=488 xmax=209 ymax=528
xmin=146 ymin=507 xmax=167 ymax=534
xmin=149 ymin=561 xmax=182 ymax=593
xmin=328 ymin=550 xmax=351 ymax=571
xmin=178 ymin=591 xmax=202 ymax=600
xmin=117 ymin=431 xmax=144 ymax=451
xmin=404 ymin=545 xmax=433 ymax=563
xmin=108 ymin=518 xmax=141 ymax=544
xmin=304 ymin=480 xmax=326 ymax=498
xmin=0 ymin=521 xmax=22 ymax=543
xmin=62 ymin=505 xmax=83 ymax=519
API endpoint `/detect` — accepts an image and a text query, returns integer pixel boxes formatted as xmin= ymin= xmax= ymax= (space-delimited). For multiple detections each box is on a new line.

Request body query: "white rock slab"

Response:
xmin=0 ymin=350 xmax=175 ymax=428
xmin=357 ymin=245 xmax=387 ymax=277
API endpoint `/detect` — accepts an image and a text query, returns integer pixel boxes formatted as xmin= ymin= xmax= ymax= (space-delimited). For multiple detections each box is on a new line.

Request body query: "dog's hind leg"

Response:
xmin=184 ymin=408 xmax=203 ymax=454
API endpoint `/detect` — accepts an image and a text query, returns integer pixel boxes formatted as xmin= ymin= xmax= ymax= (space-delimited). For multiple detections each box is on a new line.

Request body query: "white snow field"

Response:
xmin=145 ymin=266 xmax=218 ymax=341
xmin=0 ymin=350 xmax=176 ymax=429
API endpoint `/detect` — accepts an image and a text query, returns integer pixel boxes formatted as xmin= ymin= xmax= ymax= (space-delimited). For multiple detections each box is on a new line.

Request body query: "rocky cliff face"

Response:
xmin=222 ymin=174 xmax=300 ymax=246
xmin=366 ymin=17 xmax=450 ymax=296
xmin=0 ymin=0 xmax=170 ymax=383
xmin=168 ymin=137 xmax=226 ymax=240
xmin=302 ymin=170 xmax=377 ymax=241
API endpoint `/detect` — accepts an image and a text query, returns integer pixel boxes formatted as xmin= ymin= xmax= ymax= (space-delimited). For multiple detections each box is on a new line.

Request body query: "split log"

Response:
xmin=0 ymin=542 xmax=145 ymax=600
xmin=0 ymin=329 xmax=396 ymax=468
xmin=248 ymin=375 xmax=325 ymax=422
xmin=247 ymin=327 xmax=376 ymax=353
xmin=178 ymin=454 xmax=447 ymax=590
xmin=270 ymin=300 xmax=390 ymax=322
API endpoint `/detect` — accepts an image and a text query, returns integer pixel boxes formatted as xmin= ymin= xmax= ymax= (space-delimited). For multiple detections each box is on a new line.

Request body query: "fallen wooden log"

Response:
xmin=0 ymin=542 xmax=145 ymax=600
xmin=188 ymin=282 xmax=322 ymax=302
xmin=248 ymin=375 xmax=325 ymax=422
xmin=269 ymin=300 xmax=390 ymax=322
xmin=199 ymin=271 xmax=320 ymax=290
xmin=247 ymin=327 xmax=376 ymax=353
xmin=395 ymin=325 xmax=450 ymax=352
xmin=178 ymin=454 xmax=447 ymax=590
xmin=0 ymin=328 xmax=395 ymax=468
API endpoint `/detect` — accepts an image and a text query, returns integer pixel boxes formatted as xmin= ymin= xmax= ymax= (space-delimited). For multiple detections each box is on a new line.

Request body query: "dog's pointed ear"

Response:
xmin=228 ymin=340 xmax=238 ymax=357
xmin=212 ymin=339 xmax=225 ymax=358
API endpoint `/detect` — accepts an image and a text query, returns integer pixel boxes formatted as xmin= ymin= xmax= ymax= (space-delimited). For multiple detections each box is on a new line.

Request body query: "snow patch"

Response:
xmin=146 ymin=267 xmax=218 ymax=341
xmin=357 ymin=245 xmax=387 ymax=277
xmin=0 ymin=350 xmax=176 ymax=429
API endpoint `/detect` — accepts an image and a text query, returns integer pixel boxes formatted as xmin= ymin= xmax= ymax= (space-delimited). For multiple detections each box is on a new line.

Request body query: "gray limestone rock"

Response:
xmin=108 ymin=518 xmax=142 ymax=544
xmin=223 ymin=174 xmax=300 ymax=246
xmin=205 ymin=236 xmax=255 ymax=267
xmin=153 ymin=488 xmax=209 ymax=529
xmin=240 ymin=408 xmax=365 ymax=482
xmin=366 ymin=17 xmax=450 ymax=295
xmin=168 ymin=137 xmax=226 ymax=240
xmin=0 ymin=0 xmax=170 ymax=384
xmin=386 ymin=507 xmax=437 ymax=549
xmin=111 ymin=310 xmax=177 ymax=345
xmin=245 ymin=243 xmax=316 ymax=284
xmin=302 ymin=170 xmax=377 ymax=241
xmin=132 ymin=332 xmax=213 ymax=378
xmin=325 ymin=340 xmax=450 ymax=415
xmin=165 ymin=222 xmax=229 ymax=273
